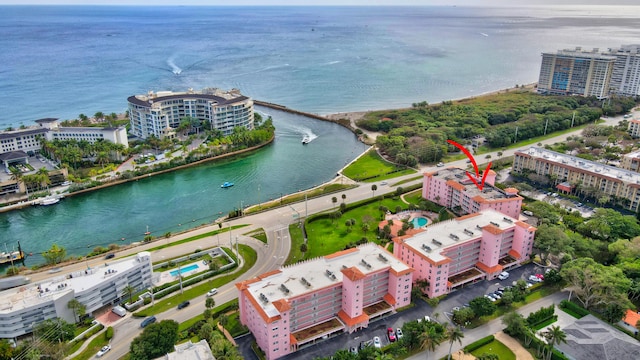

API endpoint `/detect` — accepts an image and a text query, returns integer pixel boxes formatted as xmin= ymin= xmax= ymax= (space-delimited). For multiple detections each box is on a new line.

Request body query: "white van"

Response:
xmin=112 ymin=305 xmax=126 ymax=317
xmin=497 ymin=271 xmax=510 ymax=280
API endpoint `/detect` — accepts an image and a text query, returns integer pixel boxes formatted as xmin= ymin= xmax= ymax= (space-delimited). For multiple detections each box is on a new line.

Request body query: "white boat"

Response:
xmin=302 ymin=135 xmax=310 ymax=145
xmin=40 ymin=197 xmax=60 ymax=206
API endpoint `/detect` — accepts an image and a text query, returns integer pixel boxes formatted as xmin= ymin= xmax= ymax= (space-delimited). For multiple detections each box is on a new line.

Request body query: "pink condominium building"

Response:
xmin=236 ymin=244 xmax=413 ymax=360
xmin=393 ymin=209 xmax=536 ymax=298
xmin=422 ymin=167 xmax=523 ymax=219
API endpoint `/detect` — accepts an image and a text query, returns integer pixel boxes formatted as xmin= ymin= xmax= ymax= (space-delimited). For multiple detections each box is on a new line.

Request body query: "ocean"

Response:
xmin=1 ymin=5 xmax=640 ymax=129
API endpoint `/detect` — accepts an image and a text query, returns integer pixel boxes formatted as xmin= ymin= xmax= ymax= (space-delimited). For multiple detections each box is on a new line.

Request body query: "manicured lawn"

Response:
xmin=286 ymin=223 xmax=306 ymax=265
xmin=244 ymin=227 xmax=267 ymax=244
xmin=342 ymin=149 xmax=415 ymax=181
xmin=304 ymin=197 xmax=409 ymax=259
xmin=470 ymin=340 xmax=516 ymax=360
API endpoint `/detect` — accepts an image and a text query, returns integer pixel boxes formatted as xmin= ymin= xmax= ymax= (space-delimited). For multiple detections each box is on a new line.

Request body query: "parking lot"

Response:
xmin=236 ymin=263 xmax=544 ymax=360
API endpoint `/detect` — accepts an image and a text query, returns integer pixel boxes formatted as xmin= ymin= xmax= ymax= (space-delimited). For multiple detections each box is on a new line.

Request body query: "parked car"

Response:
xmin=528 ymin=275 xmax=542 ymax=283
xmin=349 ymin=346 xmax=358 ymax=354
xmin=418 ymin=315 xmax=431 ymax=323
xmin=177 ymin=301 xmax=190 ymax=309
xmin=485 ymin=294 xmax=497 ymax=302
xmin=535 ymin=273 xmax=545 ymax=281
xmin=140 ymin=316 xmax=157 ymax=328
xmin=373 ymin=336 xmax=381 ymax=348
xmin=96 ymin=345 xmax=111 ymax=357
xmin=206 ymin=288 xmax=218 ymax=297
xmin=437 ymin=162 xmax=445 ymax=167
xmin=492 ymin=292 xmax=502 ymax=299
xmin=387 ymin=328 xmax=396 ymax=342
xmin=497 ymin=271 xmax=510 ymax=280
xmin=359 ymin=340 xmax=373 ymax=350
xmin=526 ymin=282 xmax=534 ymax=288
xmin=452 ymin=306 xmax=460 ymax=312
xmin=396 ymin=328 xmax=403 ymax=339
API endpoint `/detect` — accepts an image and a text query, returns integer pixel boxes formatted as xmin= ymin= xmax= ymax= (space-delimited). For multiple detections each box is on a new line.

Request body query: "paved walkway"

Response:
xmin=495 ymin=331 xmax=534 ymax=360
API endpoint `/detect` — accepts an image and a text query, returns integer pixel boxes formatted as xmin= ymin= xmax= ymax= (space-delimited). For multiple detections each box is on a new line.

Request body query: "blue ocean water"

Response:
xmin=1 ymin=5 xmax=640 ymax=128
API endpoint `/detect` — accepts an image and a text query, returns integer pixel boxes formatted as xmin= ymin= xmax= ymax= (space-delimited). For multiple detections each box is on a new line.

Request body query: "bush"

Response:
xmin=464 ymin=335 xmax=495 ymax=352
xmin=526 ymin=305 xmax=555 ymax=327
xmin=105 ymin=326 xmax=114 ymax=340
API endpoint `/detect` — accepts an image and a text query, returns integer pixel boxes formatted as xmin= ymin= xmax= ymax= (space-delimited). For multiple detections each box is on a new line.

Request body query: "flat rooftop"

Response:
xmin=430 ymin=168 xmax=519 ymax=202
xmin=241 ymin=243 xmax=411 ymax=318
xmin=0 ymin=252 xmax=150 ymax=313
xmin=401 ymin=209 xmax=528 ymax=263
xmin=517 ymin=147 xmax=640 ymax=185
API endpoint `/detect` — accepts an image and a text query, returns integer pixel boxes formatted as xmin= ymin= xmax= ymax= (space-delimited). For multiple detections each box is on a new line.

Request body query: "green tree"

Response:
xmin=42 ymin=244 xmax=66 ymax=265
xmin=33 ymin=318 xmax=76 ymax=343
xmin=332 ymin=196 xmax=338 ymax=210
xmin=0 ymin=339 xmax=14 ymax=360
xmin=502 ymin=311 xmax=527 ymax=337
xmin=602 ymin=302 xmax=626 ymax=324
xmin=300 ymin=243 xmax=308 ymax=253
xmin=130 ymin=320 xmax=179 ymax=360
xmin=205 ymin=297 xmax=215 ymax=310
xmin=67 ymin=299 xmax=86 ymax=323
xmin=342 ymin=193 xmax=347 ymax=203
xmin=451 ymin=307 xmax=475 ymax=326
xmin=561 ymin=257 xmax=632 ymax=309
xmin=534 ymin=224 xmax=569 ymax=265
xmin=199 ymin=323 xmax=214 ymax=341
xmin=445 ymin=325 xmax=464 ymax=360
xmin=219 ymin=314 xmax=229 ymax=334
xmin=469 ymin=296 xmax=496 ymax=317
xmin=371 ymin=184 xmax=377 ymax=197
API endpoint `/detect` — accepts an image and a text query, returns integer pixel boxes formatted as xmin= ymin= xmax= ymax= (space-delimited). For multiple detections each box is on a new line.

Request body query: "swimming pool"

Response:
xmin=170 ymin=264 xmax=199 ymax=277
xmin=412 ymin=217 xmax=428 ymax=228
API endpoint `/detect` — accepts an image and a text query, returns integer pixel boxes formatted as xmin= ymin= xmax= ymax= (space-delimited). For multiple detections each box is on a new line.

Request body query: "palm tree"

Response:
xmin=36 ymin=167 xmax=50 ymax=190
xmin=371 ymin=184 xmax=378 ymax=197
xmin=445 ymin=325 xmax=464 ymax=360
xmin=123 ymin=285 xmax=136 ymax=305
xmin=219 ymin=314 xmax=229 ymax=334
xmin=205 ymin=297 xmax=215 ymax=310
xmin=332 ymin=196 xmax=338 ymax=210
xmin=542 ymin=325 xmax=567 ymax=360
xmin=419 ymin=326 xmax=444 ymax=360
xmin=341 ymin=193 xmax=346 ymax=203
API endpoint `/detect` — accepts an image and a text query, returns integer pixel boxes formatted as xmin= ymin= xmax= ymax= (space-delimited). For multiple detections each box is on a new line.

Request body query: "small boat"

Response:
xmin=0 ymin=250 xmax=25 ymax=265
xmin=221 ymin=182 xmax=234 ymax=188
xmin=302 ymin=135 xmax=310 ymax=145
xmin=40 ymin=197 xmax=60 ymax=206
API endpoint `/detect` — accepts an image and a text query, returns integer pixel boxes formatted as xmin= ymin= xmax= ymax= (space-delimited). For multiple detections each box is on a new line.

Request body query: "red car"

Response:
xmin=535 ymin=273 xmax=545 ymax=280
xmin=387 ymin=327 xmax=396 ymax=342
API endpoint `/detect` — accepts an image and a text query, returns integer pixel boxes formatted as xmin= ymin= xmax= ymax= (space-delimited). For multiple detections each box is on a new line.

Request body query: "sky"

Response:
xmin=0 ymin=0 xmax=638 ymax=5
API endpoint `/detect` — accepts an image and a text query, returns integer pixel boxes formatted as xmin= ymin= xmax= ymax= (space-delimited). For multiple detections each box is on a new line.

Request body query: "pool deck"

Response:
xmin=156 ymin=260 xmax=210 ymax=286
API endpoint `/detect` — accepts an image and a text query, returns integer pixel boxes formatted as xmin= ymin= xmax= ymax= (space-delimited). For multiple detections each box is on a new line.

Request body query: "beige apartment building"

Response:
xmin=513 ymin=147 xmax=640 ymax=212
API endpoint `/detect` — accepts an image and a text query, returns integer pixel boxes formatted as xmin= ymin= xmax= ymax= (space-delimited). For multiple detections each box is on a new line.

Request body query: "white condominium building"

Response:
xmin=0 ymin=252 xmax=153 ymax=340
xmin=127 ymin=88 xmax=254 ymax=140
xmin=606 ymin=45 xmax=640 ymax=97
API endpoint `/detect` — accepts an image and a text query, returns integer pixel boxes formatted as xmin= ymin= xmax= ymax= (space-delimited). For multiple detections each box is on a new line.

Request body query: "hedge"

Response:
xmin=464 ymin=335 xmax=495 ymax=352
xmin=559 ymin=300 xmax=589 ymax=318
xmin=531 ymin=315 xmax=558 ymax=331
xmin=105 ymin=326 xmax=114 ymax=340
xmin=526 ymin=305 xmax=555 ymax=326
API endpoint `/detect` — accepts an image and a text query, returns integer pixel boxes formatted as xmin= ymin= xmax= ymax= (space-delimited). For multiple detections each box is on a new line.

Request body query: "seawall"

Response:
xmin=254 ymin=100 xmax=356 ymax=133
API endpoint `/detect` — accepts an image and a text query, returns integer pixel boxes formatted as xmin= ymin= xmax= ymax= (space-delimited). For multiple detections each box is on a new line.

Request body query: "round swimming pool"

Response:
xmin=412 ymin=217 xmax=428 ymax=228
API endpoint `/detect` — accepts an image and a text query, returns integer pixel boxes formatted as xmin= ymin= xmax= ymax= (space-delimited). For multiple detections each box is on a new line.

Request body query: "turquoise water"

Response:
xmin=412 ymin=217 xmax=428 ymax=228
xmin=170 ymin=264 xmax=199 ymax=277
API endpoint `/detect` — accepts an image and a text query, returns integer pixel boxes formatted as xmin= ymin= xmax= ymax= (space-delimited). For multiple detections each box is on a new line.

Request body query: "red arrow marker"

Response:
xmin=446 ymin=139 xmax=492 ymax=191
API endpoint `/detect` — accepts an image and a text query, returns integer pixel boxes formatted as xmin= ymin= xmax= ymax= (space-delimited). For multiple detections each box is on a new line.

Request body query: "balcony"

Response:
xmin=498 ymin=254 xmax=519 ymax=269
xmin=363 ymin=301 xmax=393 ymax=320
xmin=447 ymin=268 xmax=485 ymax=289
xmin=291 ymin=318 xmax=344 ymax=346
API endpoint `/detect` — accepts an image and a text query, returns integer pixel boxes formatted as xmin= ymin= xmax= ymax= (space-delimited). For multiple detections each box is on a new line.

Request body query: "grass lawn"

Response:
xmin=66 ymin=328 xmax=107 ymax=360
xmin=304 ymin=197 xmax=408 ymax=259
xmin=244 ymin=183 xmax=356 ymax=214
xmin=470 ymin=340 xmax=516 ymax=360
xmin=342 ymin=149 xmax=415 ymax=182
xmin=286 ymin=223 xmax=306 ymax=265
xmin=244 ymin=227 xmax=267 ymax=244
xmin=135 ymin=244 xmax=256 ymax=317
xmin=225 ymin=311 xmax=249 ymax=337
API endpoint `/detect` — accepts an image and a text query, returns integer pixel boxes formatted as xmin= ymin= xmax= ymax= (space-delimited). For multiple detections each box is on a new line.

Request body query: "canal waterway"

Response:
xmin=0 ymin=107 xmax=364 ymax=266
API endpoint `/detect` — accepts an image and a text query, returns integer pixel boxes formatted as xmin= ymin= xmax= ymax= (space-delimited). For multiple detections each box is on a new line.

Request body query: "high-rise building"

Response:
xmin=606 ymin=45 xmax=640 ymax=97
xmin=236 ymin=244 xmax=413 ymax=360
xmin=422 ymin=167 xmax=523 ymax=219
xmin=537 ymin=47 xmax=616 ymax=99
xmin=127 ymin=88 xmax=254 ymax=140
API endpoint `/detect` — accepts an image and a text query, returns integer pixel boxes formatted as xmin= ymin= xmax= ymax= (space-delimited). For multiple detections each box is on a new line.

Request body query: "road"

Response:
xmin=60 ymin=111 xmax=631 ymax=359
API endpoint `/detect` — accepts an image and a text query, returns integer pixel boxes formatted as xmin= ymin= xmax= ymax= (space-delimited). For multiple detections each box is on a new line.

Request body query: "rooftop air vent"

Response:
xmin=361 ymin=259 xmax=372 ymax=269
xmin=490 ymin=221 xmax=500 ymax=227
xmin=502 ymin=217 xmax=513 ymax=223
xmin=463 ymin=229 xmax=474 ymax=236
xmin=280 ymin=284 xmax=290 ymax=294
xmin=378 ymin=254 xmax=388 ymax=262
xmin=259 ymin=293 xmax=269 ymax=303
xmin=300 ymin=277 xmax=311 ymax=287
xmin=432 ymin=239 xmax=442 ymax=246
xmin=422 ymin=244 xmax=432 ymax=252
xmin=449 ymin=233 xmax=460 ymax=240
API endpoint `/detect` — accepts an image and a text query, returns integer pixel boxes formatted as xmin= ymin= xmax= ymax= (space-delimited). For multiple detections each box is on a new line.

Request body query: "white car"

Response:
xmin=373 ymin=336 xmax=381 ymax=348
xmin=206 ymin=288 xmax=218 ymax=297
xmin=96 ymin=345 xmax=111 ymax=357
xmin=396 ymin=328 xmax=403 ymax=339
xmin=528 ymin=275 xmax=542 ymax=283
xmin=497 ymin=271 xmax=510 ymax=280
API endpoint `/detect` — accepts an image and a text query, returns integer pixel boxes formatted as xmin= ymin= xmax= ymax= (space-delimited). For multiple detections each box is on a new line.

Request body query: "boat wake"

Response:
xmin=167 ymin=57 xmax=182 ymax=75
